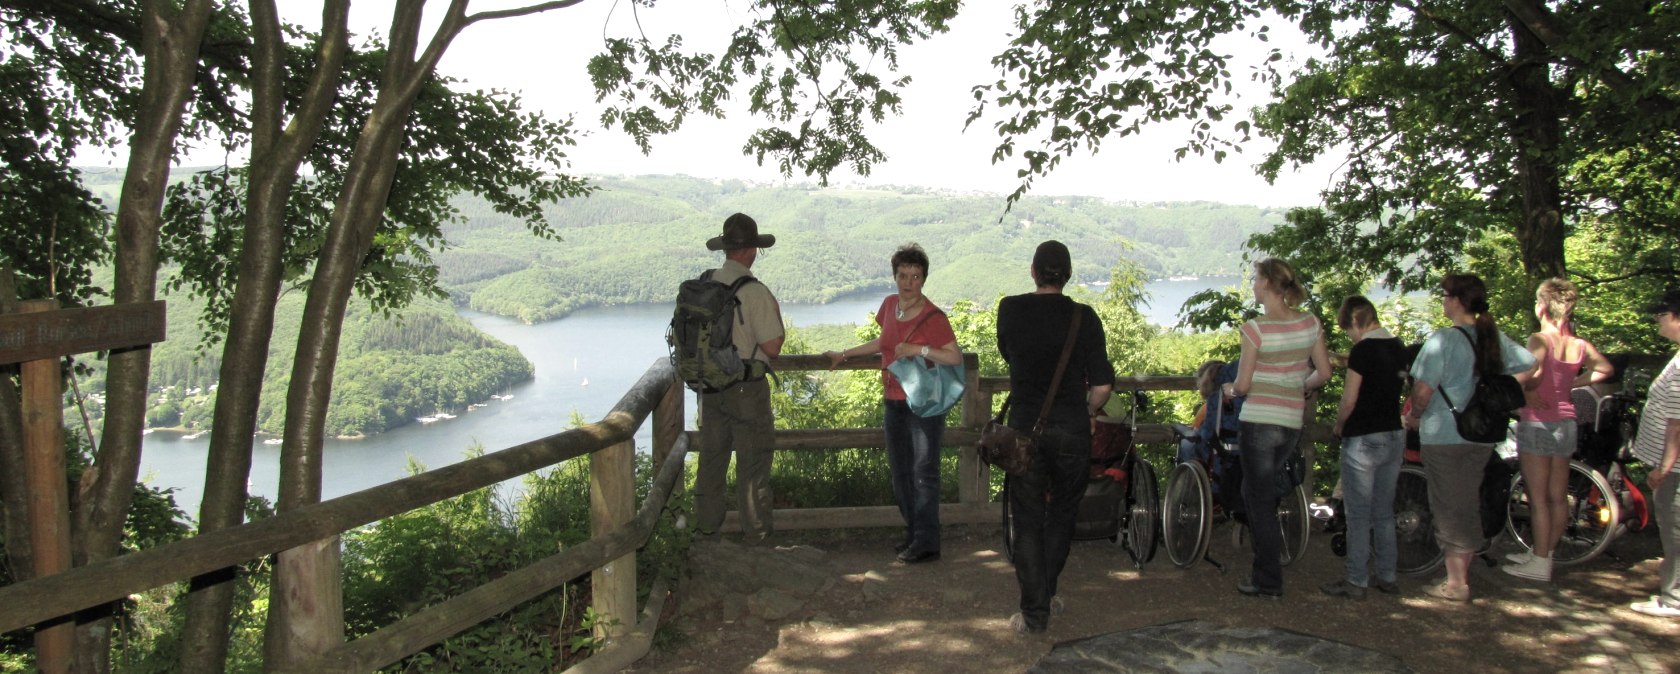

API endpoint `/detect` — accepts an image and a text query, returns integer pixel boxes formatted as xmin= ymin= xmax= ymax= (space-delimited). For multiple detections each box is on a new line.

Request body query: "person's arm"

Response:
xmin=1404 ymin=377 xmax=1434 ymax=431
xmin=1517 ymin=333 xmax=1547 ymax=391
xmin=893 ymin=339 xmax=962 ymax=365
xmin=758 ymin=336 xmax=784 ymax=360
xmin=825 ymin=338 xmax=881 ymax=369
xmin=1572 ymin=339 xmax=1615 ymax=388
xmin=1334 ymin=370 xmax=1363 ymax=437
xmin=1225 ymin=325 xmax=1259 ymax=400
xmin=1087 ymin=383 xmax=1114 ymax=418
xmin=1304 ymin=329 xmax=1332 ymax=391
xmin=1650 ymin=417 xmax=1680 ymax=491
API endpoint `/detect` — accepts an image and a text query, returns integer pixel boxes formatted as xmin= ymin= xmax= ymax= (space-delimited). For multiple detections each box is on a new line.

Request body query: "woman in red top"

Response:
xmin=826 ymin=244 xmax=961 ymax=563
xmin=1504 ymin=278 xmax=1613 ymax=581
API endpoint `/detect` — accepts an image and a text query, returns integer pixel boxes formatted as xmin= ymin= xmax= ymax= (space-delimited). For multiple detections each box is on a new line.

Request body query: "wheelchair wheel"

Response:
xmin=1163 ymin=462 xmax=1212 ymax=569
xmin=1505 ymin=459 xmax=1618 ymax=566
xmin=1279 ymin=482 xmax=1311 ymax=566
xmin=1394 ymin=464 xmax=1443 ymax=576
xmin=1001 ymin=479 xmax=1016 ymax=564
xmin=1124 ymin=458 xmax=1160 ymax=566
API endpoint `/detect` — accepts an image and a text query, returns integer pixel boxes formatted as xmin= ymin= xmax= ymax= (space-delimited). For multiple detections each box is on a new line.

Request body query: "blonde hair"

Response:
xmin=1254 ymin=258 xmax=1307 ymax=307
xmin=1535 ymin=277 xmax=1578 ymax=324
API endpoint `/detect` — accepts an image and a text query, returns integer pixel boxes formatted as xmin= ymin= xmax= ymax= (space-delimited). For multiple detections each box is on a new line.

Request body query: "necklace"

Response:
xmin=896 ymin=297 xmax=920 ymax=321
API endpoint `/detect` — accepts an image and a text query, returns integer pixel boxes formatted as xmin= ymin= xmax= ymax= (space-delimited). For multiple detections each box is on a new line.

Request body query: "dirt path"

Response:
xmin=630 ymin=522 xmax=1678 ymax=673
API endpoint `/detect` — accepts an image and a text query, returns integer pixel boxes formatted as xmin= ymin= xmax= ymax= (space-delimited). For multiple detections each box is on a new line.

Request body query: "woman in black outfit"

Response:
xmin=996 ymin=240 xmax=1115 ymax=634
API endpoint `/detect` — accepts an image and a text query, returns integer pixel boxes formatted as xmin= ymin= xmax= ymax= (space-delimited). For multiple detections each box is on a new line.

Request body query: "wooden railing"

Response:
xmin=0 ymin=353 xmax=1340 ymax=671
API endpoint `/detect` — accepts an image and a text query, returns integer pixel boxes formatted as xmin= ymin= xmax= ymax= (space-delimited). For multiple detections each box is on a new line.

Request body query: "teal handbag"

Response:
xmin=888 ymin=356 xmax=966 ymax=418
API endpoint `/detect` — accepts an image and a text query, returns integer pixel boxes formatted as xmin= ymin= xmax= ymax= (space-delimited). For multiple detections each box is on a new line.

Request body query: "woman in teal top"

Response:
xmin=1405 ymin=274 xmax=1535 ymax=601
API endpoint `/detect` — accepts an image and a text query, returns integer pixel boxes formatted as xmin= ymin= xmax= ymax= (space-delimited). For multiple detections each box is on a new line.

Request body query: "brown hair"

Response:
xmin=891 ymin=243 xmax=930 ymax=277
xmin=1254 ymin=257 xmax=1307 ymax=307
xmin=1535 ymin=277 xmax=1578 ymax=324
xmin=1337 ymin=295 xmax=1379 ymax=331
xmin=1441 ymin=273 xmax=1502 ymax=377
xmin=1195 ymin=360 xmax=1226 ymax=399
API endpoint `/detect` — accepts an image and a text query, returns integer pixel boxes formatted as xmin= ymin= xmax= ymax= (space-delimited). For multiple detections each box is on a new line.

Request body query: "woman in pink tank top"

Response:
xmin=1504 ymin=278 xmax=1614 ymax=582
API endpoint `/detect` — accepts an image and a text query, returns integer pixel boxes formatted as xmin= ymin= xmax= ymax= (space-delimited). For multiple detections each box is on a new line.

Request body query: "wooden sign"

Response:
xmin=0 ymin=300 xmax=166 ymax=364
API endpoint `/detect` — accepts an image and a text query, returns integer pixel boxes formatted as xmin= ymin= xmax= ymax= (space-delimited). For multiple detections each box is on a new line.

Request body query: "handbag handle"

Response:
xmin=1031 ymin=309 xmax=1084 ymax=435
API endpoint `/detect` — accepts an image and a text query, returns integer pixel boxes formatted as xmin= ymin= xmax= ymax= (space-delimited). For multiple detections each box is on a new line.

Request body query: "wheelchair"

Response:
xmin=1163 ymin=404 xmax=1310 ymax=571
xmin=1002 ymin=390 xmax=1160 ymax=568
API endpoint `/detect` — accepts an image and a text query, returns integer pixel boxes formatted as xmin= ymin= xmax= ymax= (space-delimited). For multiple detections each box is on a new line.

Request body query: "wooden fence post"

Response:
xmin=652 ymin=379 xmax=683 ymax=478
xmin=17 ymin=300 xmax=72 ymax=673
xmin=590 ymin=438 xmax=635 ymax=643
xmin=957 ymin=357 xmax=990 ymax=506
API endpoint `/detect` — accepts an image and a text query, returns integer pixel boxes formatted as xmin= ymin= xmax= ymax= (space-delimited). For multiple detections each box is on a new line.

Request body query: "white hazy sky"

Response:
xmin=86 ymin=1 xmax=1338 ymax=208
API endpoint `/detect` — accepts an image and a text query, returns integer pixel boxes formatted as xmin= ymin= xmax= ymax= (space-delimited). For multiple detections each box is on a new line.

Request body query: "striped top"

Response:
xmin=1633 ymin=352 xmax=1680 ymax=472
xmin=1238 ymin=313 xmax=1320 ymax=429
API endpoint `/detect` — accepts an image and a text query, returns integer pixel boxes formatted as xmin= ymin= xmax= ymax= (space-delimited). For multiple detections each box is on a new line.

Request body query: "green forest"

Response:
xmin=71 ymin=287 xmax=532 ymax=438
xmin=445 ymin=175 xmax=1281 ymax=322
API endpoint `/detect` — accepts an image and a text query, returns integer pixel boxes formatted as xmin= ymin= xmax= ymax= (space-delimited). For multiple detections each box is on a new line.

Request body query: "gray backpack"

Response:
xmin=668 ymin=270 xmax=768 ymax=393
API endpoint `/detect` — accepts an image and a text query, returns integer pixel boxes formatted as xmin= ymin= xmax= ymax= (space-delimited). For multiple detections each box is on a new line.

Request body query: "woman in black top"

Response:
xmin=1321 ymin=295 xmax=1408 ymax=599
xmin=995 ymin=240 xmax=1115 ymax=634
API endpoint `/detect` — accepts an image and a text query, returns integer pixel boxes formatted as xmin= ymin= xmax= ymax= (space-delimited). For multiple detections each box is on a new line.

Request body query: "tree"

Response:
xmin=957 ymin=0 xmax=1679 ymax=314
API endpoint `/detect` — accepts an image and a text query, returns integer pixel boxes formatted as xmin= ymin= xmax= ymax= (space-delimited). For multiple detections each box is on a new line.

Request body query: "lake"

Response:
xmin=137 ymin=276 xmax=1239 ymax=512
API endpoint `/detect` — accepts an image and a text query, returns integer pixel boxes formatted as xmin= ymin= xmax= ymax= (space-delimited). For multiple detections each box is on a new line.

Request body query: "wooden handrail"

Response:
xmin=0 ymin=360 xmax=678 ymax=635
xmin=286 ymin=432 xmax=693 ymax=672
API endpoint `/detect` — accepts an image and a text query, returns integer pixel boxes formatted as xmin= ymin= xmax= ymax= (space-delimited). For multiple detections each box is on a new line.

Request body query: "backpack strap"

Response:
xmin=1438 ymin=326 xmax=1480 ymax=413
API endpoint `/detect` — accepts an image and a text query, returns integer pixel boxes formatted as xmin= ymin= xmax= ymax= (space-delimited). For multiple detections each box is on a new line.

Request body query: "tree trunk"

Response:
xmin=69 ymin=1 xmax=213 ymax=671
xmin=178 ymin=2 xmax=350 ymax=671
xmin=1506 ymin=12 xmax=1568 ymax=283
xmin=262 ymin=2 xmax=460 ymax=666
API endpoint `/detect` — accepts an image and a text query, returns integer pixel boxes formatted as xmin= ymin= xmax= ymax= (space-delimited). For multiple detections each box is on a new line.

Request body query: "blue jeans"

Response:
xmin=1240 ymin=421 xmax=1301 ymax=593
xmin=1340 ymin=430 xmax=1403 ymax=586
xmin=1007 ymin=427 xmax=1089 ymax=631
xmin=884 ymin=399 xmax=943 ymax=554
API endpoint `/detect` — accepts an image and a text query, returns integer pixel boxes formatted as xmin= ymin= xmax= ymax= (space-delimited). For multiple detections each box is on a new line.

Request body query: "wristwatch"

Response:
xmin=920 ymin=345 xmax=930 ymax=357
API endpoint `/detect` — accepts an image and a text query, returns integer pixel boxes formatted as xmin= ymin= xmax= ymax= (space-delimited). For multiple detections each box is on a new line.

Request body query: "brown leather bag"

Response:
xmin=978 ymin=310 xmax=1082 ymax=476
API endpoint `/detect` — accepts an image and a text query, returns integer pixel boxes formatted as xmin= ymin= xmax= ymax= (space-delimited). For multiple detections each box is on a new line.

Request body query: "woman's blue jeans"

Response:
xmin=1340 ymin=430 xmax=1403 ymax=586
xmin=1240 ymin=421 xmax=1301 ymax=593
xmin=884 ymin=399 xmax=943 ymax=554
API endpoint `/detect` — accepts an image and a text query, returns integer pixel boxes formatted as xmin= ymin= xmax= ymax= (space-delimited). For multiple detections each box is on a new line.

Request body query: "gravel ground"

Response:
xmin=631 ymin=519 xmax=1678 ymax=673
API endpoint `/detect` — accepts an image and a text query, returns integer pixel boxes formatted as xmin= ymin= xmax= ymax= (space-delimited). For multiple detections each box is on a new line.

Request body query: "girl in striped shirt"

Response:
xmin=1222 ymin=258 xmax=1331 ymax=598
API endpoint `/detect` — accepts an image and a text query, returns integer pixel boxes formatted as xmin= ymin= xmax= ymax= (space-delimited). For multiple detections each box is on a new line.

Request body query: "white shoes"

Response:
xmin=1630 ymin=596 xmax=1680 ymax=618
xmin=1503 ymin=554 xmax=1552 ymax=582
xmin=1505 ymin=549 xmax=1533 ymax=565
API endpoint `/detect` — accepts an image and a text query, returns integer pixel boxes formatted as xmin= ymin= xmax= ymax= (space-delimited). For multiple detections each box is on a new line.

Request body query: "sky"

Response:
xmin=83 ymin=1 xmax=1338 ymax=209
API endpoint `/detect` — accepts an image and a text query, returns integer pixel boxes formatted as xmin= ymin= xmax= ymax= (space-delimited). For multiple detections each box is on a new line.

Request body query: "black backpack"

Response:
xmin=668 ymin=270 xmax=768 ymax=393
xmin=1438 ymin=326 xmax=1526 ymax=443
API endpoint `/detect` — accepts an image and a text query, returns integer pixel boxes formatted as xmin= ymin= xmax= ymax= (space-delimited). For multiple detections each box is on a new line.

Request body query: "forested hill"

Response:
xmin=439 ymin=175 xmax=1285 ymax=323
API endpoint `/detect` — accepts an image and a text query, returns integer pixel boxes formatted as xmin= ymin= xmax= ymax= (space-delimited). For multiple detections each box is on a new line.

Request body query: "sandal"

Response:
xmin=1423 ymin=581 xmax=1470 ymax=602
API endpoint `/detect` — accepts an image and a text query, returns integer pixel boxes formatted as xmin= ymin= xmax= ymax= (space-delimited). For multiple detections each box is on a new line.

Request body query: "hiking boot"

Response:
xmin=1502 ymin=554 xmax=1552 ymax=582
xmin=1372 ymin=579 xmax=1400 ymax=595
xmin=1319 ymin=579 xmax=1367 ymax=600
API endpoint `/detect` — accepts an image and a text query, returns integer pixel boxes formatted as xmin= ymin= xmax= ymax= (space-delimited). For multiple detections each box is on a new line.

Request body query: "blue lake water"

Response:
xmin=136 ymin=278 xmax=1236 ymax=512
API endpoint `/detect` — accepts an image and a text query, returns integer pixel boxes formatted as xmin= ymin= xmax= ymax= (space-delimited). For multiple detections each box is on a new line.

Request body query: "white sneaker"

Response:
xmin=1505 ymin=549 xmax=1534 ymax=565
xmin=1502 ymin=554 xmax=1552 ymax=582
xmin=1630 ymin=598 xmax=1680 ymax=618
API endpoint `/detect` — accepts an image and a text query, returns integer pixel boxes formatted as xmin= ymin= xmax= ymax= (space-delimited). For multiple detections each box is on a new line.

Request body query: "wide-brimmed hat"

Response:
xmin=706 ymin=213 xmax=776 ymax=251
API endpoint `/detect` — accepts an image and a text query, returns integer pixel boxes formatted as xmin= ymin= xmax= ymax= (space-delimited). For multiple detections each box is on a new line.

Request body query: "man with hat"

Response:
xmin=695 ymin=213 xmax=785 ymax=542
xmin=1632 ymin=289 xmax=1680 ymax=618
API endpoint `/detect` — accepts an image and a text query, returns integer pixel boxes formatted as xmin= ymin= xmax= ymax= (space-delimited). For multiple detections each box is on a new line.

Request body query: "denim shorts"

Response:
xmin=1516 ymin=420 xmax=1577 ymax=458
